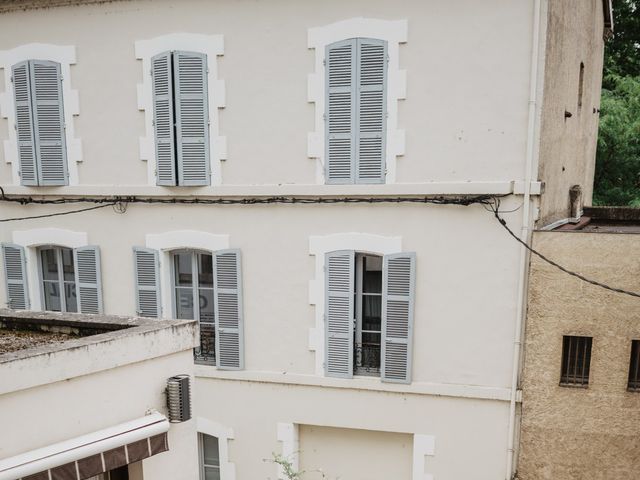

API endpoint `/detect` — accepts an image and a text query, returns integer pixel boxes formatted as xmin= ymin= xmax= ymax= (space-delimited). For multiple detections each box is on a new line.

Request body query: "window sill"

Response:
xmin=193 ymin=366 xmax=515 ymax=402
xmin=559 ymin=382 xmax=589 ymax=389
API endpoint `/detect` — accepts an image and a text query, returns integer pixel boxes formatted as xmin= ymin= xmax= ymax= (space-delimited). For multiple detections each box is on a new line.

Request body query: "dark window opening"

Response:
xmin=628 ymin=340 xmax=640 ymax=392
xmin=354 ymin=254 xmax=382 ymax=376
xmin=560 ymin=335 xmax=592 ymax=387
xmin=578 ymin=62 xmax=585 ymax=109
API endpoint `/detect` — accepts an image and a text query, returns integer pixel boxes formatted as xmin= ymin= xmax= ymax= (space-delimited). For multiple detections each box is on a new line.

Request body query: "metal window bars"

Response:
xmin=560 ymin=335 xmax=592 ymax=387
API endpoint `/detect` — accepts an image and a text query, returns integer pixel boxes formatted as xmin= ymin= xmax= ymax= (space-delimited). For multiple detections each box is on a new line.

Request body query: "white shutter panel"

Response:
xmin=152 ymin=52 xmax=177 ymax=186
xmin=133 ymin=247 xmax=161 ymax=318
xmin=381 ymin=253 xmax=416 ymax=384
xmin=325 ymin=250 xmax=355 ymax=378
xmin=325 ymin=39 xmax=356 ymax=184
xmin=213 ymin=249 xmax=244 ymax=370
xmin=31 ymin=60 xmax=68 ymax=186
xmin=356 ymin=38 xmax=387 ymax=183
xmin=1 ymin=244 xmax=29 ymax=310
xmin=174 ymin=51 xmax=210 ymax=186
xmin=73 ymin=246 xmax=103 ymax=314
xmin=12 ymin=62 xmax=38 ymax=185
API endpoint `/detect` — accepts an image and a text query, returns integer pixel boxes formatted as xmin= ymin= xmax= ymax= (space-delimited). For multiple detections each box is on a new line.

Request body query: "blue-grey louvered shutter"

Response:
xmin=152 ymin=52 xmax=177 ymax=186
xmin=325 ymin=39 xmax=356 ymax=184
xmin=133 ymin=247 xmax=161 ymax=318
xmin=174 ymin=51 xmax=210 ymax=186
xmin=214 ymin=250 xmax=244 ymax=369
xmin=12 ymin=62 xmax=38 ymax=185
xmin=31 ymin=60 xmax=68 ymax=186
xmin=381 ymin=253 xmax=416 ymax=384
xmin=2 ymin=244 xmax=29 ymax=310
xmin=73 ymin=246 xmax=103 ymax=314
xmin=325 ymin=250 xmax=355 ymax=378
xmin=356 ymin=39 xmax=387 ymax=183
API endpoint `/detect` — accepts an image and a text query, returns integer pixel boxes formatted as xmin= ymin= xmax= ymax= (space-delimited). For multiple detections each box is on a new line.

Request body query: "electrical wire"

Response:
xmin=0 ymin=202 xmax=116 ymax=223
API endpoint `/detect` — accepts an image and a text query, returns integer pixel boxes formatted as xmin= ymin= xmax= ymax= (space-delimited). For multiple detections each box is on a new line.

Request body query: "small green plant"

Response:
xmin=265 ymin=452 xmax=331 ymax=480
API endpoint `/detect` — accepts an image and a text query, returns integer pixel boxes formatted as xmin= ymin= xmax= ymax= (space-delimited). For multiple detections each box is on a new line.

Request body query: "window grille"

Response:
xmin=628 ymin=340 xmax=640 ymax=392
xmin=560 ymin=335 xmax=592 ymax=387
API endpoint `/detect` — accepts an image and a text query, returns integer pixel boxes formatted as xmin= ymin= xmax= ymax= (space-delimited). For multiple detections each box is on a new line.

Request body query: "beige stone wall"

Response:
xmin=536 ymin=0 xmax=605 ymax=227
xmin=518 ymin=231 xmax=640 ymax=480
xmin=298 ymin=425 xmax=413 ymax=480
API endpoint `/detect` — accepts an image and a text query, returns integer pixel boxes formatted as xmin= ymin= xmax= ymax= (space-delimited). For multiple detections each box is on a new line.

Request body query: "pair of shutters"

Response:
xmin=152 ymin=51 xmax=210 ymax=186
xmin=1 ymin=244 xmax=103 ymax=314
xmin=325 ymin=38 xmax=387 ymax=184
xmin=133 ymin=248 xmax=244 ymax=370
xmin=325 ymin=251 xmax=416 ymax=383
xmin=12 ymin=60 xmax=68 ymax=186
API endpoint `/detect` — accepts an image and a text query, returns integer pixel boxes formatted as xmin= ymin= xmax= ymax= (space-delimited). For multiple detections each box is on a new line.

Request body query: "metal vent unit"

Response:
xmin=166 ymin=374 xmax=192 ymax=423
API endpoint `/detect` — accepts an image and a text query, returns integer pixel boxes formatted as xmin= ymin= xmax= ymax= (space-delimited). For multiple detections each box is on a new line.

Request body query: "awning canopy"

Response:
xmin=0 ymin=412 xmax=169 ymax=480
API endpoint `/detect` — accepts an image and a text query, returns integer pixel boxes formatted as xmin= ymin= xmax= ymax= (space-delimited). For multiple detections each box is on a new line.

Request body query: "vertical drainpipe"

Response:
xmin=505 ymin=0 xmax=545 ymax=478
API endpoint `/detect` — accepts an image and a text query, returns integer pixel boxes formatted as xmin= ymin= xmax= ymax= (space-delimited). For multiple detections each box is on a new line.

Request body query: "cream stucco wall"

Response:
xmin=536 ymin=0 xmax=605 ymax=227
xmin=518 ymin=231 xmax=640 ymax=479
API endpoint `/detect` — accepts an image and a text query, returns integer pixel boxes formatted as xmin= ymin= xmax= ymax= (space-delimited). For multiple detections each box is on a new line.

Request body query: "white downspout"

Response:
xmin=505 ymin=0 xmax=545 ymax=478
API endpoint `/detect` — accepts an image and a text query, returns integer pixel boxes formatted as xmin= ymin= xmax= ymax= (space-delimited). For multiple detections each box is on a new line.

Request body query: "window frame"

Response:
xmin=354 ymin=253 xmax=383 ymax=377
xmin=170 ymin=248 xmax=216 ymax=366
xmin=559 ymin=335 xmax=593 ymax=388
xmin=198 ymin=433 xmax=221 ymax=480
xmin=37 ymin=245 xmax=77 ymax=313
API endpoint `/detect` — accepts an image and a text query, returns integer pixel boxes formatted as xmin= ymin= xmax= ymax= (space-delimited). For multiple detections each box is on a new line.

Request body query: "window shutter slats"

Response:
xmin=31 ymin=60 xmax=68 ymax=186
xmin=12 ymin=62 xmax=38 ymax=185
xmin=381 ymin=252 xmax=415 ymax=384
xmin=174 ymin=51 xmax=210 ymax=186
xmin=1 ymin=243 xmax=29 ymax=310
xmin=152 ymin=52 xmax=177 ymax=186
xmin=213 ymin=249 xmax=244 ymax=370
xmin=325 ymin=40 xmax=356 ymax=184
xmin=325 ymin=250 xmax=355 ymax=378
xmin=356 ymin=39 xmax=387 ymax=183
xmin=73 ymin=246 xmax=103 ymax=314
xmin=133 ymin=247 xmax=161 ymax=318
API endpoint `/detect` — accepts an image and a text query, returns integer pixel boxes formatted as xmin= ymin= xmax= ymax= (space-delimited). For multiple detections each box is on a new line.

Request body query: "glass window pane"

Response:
xmin=65 ymin=282 xmax=77 ymax=313
xmin=199 ymin=288 xmax=214 ymax=323
xmin=43 ymin=281 xmax=62 ymax=311
xmin=362 ymin=295 xmax=381 ymax=330
xmin=203 ymin=435 xmax=220 ymax=466
xmin=175 ymin=287 xmax=195 ymax=319
xmin=61 ymin=248 xmax=75 ymax=281
xmin=41 ymin=249 xmax=58 ymax=281
xmin=204 ymin=466 xmax=220 ymax=480
xmin=363 ymin=256 xmax=382 ymax=293
xmin=198 ymin=254 xmax=214 ymax=287
xmin=174 ymin=253 xmax=193 ymax=286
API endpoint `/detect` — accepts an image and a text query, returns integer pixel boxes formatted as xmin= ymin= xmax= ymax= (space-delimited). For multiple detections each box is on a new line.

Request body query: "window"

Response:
xmin=577 ymin=61 xmax=585 ymax=109
xmin=12 ymin=60 xmax=68 ymax=186
xmin=151 ymin=51 xmax=210 ymax=186
xmin=40 ymin=246 xmax=77 ymax=313
xmin=199 ymin=434 xmax=221 ymax=480
xmin=355 ymin=254 xmax=382 ymax=376
xmin=628 ymin=340 xmax=640 ymax=392
xmin=560 ymin=335 xmax=592 ymax=387
xmin=36 ymin=245 xmax=103 ymax=314
xmin=325 ymin=38 xmax=387 ymax=184
xmin=172 ymin=250 xmax=216 ymax=365
xmin=325 ymin=250 xmax=415 ymax=383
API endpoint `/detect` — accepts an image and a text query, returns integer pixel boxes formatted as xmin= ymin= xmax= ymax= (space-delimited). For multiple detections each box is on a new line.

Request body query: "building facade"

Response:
xmin=0 ymin=1 xmax=610 ymax=479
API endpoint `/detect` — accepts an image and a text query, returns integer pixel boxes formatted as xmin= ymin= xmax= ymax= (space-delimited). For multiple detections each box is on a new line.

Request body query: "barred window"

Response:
xmin=560 ymin=335 xmax=592 ymax=387
xmin=628 ymin=340 xmax=640 ymax=392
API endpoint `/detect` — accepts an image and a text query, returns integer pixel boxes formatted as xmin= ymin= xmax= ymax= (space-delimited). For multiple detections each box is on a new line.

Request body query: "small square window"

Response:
xmin=560 ymin=335 xmax=592 ymax=387
xmin=628 ymin=340 xmax=640 ymax=392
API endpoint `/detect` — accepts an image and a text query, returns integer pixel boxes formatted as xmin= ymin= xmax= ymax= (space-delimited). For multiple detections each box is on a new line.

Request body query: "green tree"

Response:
xmin=603 ymin=0 xmax=640 ymax=83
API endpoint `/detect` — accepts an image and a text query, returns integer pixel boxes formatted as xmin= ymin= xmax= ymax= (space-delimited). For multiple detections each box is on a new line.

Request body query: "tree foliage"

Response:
xmin=594 ymin=0 xmax=640 ymax=205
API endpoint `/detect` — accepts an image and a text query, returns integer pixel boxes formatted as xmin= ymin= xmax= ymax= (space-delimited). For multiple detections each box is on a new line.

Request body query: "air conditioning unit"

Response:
xmin=166 ymin=374 xmax=192 ymax=423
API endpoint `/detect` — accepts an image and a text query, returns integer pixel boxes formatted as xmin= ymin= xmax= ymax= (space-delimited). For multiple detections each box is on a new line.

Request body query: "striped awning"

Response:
xmin=0 ymin=413 xmax=170 ymax=480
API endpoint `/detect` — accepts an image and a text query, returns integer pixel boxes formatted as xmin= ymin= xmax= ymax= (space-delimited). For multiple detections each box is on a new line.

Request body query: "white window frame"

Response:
xmin=308 ymin=233 xmax=402 ymax=376
xmin=38 ymin=245 xmax=78 ymax=313
xmin=0 ymin=43 xmax=81 ymax=186
xmin=198 ymin=433 xmax=221 ymax=480
xmin=354 ymin=253 xmax=383 ymax=377
xmin=197 ymin=417 xmax=235 ymax=480
xmin=307 ymin=18 xmax=407 ymax=184
xmin=11 ymin=228 xmax=87 ymax=311
xmin=135 ymin=33 xmax=226 ymax=186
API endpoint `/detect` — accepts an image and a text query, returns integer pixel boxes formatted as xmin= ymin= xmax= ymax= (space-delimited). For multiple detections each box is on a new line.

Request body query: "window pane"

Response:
xmin=61 ymin=248 xmax=75 ymax=281
xmin=195 ymin=322 xmax=216 ymax=364
xmin=363 ymin=295 xmax=381 ymax=330
xmin=175 ymin=287 xmax=194 ymax=319
xmin=43 ymin=281 xmax=62 ymax=311
xmin=65 ymin=282 xmax=77 ymax=313
xmin=203 ymin=435 xmax=220 ymax=466
xmin=41 ymin=249 xmax=58 ymax=281
xmin=363 ymin=256 xmax=382 ymax=293
xmin=199 ymin=288 xmax=214 ymax=322
xmin=198 ymin=254 xmax=214 ymax=287
xmin=204 ymin=466 xmax=220 ymax=480
xmin=174 ymin=253 xmax=193 ymax=286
